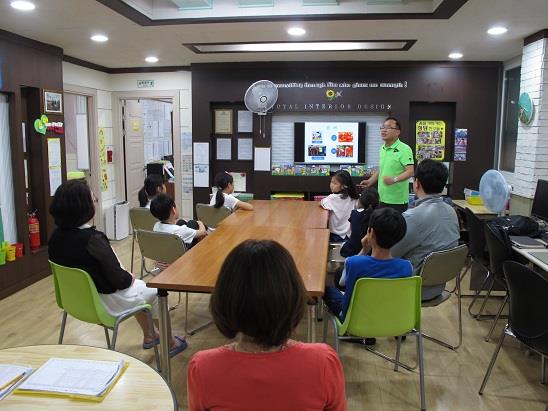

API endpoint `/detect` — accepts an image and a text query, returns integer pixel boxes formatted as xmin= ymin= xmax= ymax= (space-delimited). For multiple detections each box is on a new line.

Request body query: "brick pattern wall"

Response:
xmin=514 ymin=38 xmax=548 ymax=198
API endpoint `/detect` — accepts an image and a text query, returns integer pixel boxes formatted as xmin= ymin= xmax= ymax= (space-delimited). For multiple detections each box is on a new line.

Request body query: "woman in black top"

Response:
xmin=49 ymin=180 xmax=187 ymax=357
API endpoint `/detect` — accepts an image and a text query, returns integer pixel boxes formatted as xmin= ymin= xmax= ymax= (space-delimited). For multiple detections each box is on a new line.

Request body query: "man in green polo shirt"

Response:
xmin=360 ymin=117 xmax=415 ymax=213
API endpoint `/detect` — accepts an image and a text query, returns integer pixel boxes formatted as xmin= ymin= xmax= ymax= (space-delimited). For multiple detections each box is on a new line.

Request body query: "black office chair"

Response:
xmin=479 ymin=261 xmax=548 ymax=394
xmin=465 ymin=208 xmax=493 ymax=318
xmin=483 ymin=223 xmax=513 ymax=341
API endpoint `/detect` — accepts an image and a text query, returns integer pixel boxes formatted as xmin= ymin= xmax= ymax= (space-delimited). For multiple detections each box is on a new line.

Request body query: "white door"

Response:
xmin=123 ymin=100 xmax=145 ymax=208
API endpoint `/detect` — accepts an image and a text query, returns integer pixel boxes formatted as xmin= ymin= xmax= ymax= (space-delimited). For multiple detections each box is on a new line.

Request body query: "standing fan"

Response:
xmin=244 ymin=80 xmax=278 ymax=138
xmin=479 ymin=169 xmax=511 ymax=214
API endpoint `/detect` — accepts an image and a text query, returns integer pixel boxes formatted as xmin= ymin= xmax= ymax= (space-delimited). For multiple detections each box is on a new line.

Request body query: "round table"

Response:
xmin=0 ymin=344 xmax=176 ymax=410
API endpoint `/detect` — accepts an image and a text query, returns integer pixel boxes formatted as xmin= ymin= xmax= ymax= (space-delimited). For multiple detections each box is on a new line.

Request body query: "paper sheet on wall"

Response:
xmin=193 ymin=164 xmax=209 ymax=187
xmin=193 ymin=143 xmax=209 ymax=164
xmin=76 ymin=114 xmax=90 ymax=170
xmin=228 ymin=172 xmax=246 ymax=192
xmin=47 ymin=138 xmax=62 ymax=196
xmin=238 ymin=138 xmax=253 ymax=160
xmin=181 ymin=132 xmax=192 ymax=154
xmin=216 ymin=138 xmax=232 ymax=160
xmin=254 ymin=147 xmax=271 ymax=171
xmin=237 ymin=110 xmax=253 ymax=133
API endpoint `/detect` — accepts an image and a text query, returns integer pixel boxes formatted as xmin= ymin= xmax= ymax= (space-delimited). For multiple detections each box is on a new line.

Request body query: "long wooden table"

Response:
xmin=220 ymin=199 xmax=329 ymax=229
xmin=0 ymin=344 xmax=176 ymax=410
xmin=147 ymin=200 xmax=329 ymax=382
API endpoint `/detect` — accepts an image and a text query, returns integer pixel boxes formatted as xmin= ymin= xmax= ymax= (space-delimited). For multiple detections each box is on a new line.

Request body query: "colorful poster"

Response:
xmin=98 ymin=127 xmax=108 ymax=192
xmin=415 ymin=120 xmax=445 ymax=161
xmin=454 ymin=128 xmax=468 ymax=162
xmin=304 ymin=122 xmax=359 ymax=164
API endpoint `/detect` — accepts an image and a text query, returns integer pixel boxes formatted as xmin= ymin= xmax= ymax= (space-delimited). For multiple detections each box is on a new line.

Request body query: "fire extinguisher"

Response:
xmin=28 ymin=212 xmax=41 ymax=250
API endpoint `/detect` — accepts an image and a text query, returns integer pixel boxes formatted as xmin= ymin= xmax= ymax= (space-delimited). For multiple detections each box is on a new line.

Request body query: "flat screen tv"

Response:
xmin=294 ymin=122 xmax=366 ymax=164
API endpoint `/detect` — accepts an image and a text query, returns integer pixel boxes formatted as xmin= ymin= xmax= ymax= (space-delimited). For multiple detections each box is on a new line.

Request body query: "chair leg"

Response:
xmin=322 ymin=306 xmax=329 ymax=343
xmin=541 ymin=355 xmax=546 ymax=385
xmin=130 ymin=233 xmax=135 ymax=272
xmin=140 ymin=255 xmax=145 ymax=280
xmin=479 ymin=324 xmax=508 ymax=394
xmin=485 ymin=294 xmax=508 ymax=342
xmin=104 ymin=327 xmax=112 ymax=349
xmin=475 ymin=280 xmax=495 ymax=320
xmin=58 ymin=311 xmax=68 ymax=344
xmin=184 ymin=292 xmax=213 ymax=335
xmin=331 ymin=315 xmax=340 ymax=355
xmin=394 ymin=336 xmax=401 ymax=372
xmin=169 ymin=292 xmax=182 ymax=311
xmin=468 ymin=271 xmax=492 ymax=317
xmin=111 ymin=325 xmax=118 ymax=350
xmin=417 ymin=332 xmax=426 ymax=411
xmin=316 ymin=299 xmax=323 ymax=322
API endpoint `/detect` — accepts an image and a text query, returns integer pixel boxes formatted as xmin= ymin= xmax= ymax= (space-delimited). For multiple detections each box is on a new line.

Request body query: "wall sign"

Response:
xmin=415 ymin=120 xmax=445 ymax=161
xmin=137 ymin=80 xmax=155 ymax=88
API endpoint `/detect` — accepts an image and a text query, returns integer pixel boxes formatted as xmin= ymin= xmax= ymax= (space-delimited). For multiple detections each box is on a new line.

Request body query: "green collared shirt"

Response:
xmin=378 ymin=139 xmax=414 ymax=205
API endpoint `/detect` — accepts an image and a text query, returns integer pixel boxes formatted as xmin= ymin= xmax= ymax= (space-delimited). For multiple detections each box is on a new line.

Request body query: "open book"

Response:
xmin=16 ymin=358 xmax=127 ymax=401
xmin=0 ymin=364 xmax=33 ymax=400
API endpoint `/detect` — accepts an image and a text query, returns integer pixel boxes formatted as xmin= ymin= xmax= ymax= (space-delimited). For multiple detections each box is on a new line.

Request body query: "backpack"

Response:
xmin=489 ymin=215 xmax=540 ymax=237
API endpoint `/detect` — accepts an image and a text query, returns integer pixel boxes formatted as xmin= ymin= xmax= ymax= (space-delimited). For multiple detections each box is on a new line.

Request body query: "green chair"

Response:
xmin=136 ymin=230 xmax=212 ymax=335
xmin=195 ymin=203 xmax=232 ymax=229
xmin=323 ymin=276 xmax=426 ymax=411
xmin=420 ymin=244 xmax=469 ymax=350
xmin=129 ymin=207 xmax=158 ymax=275
xmin=49 ymin=261 xmax=159 ymax=368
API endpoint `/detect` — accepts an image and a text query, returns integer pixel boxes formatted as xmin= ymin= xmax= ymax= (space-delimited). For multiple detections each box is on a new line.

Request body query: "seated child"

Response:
xmin=320 ymin=170 xmax=359 ymax=243
xmin=150 ymin=194 xmax=207 ymax=260
xmin=211 ymin=172 xmax=253 ymax=211
xmin=323 ymin=208 xmax=412 ymax=326
xmin=340 ymin=187 xmax=380 ymax=258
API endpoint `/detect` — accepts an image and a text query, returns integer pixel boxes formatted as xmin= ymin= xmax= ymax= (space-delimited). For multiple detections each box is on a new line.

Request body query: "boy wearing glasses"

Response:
xmin=360 ymin=117 xmax=414 ymax=213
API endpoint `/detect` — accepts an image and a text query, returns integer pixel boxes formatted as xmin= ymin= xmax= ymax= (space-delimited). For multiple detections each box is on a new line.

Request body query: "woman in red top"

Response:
xmin=187 ymin=240 xmax=347 ymax=411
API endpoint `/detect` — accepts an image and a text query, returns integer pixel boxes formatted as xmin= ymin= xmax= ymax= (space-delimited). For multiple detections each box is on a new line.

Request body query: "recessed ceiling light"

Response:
xmin=448 ymin=52 xmax=463 ymax=60
xmin=10 ymin=1 xmax=35 ymax=11
xmin=288 ymin=27 xmax=306 ymax=36
xmin=91 ymin=34 xmax=109 ymax=43
xmin=487 ymin=26 xmax=508 ymax=36
xmin=145 ymin=56 xmax=159 ymax=63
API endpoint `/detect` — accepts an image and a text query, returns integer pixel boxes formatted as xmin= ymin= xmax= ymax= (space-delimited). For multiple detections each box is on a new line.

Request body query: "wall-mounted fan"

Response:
xmin=244 ymin=80 xmax=278 ymax=138
xmin=479 ymin=169 xmax=511 ymax=214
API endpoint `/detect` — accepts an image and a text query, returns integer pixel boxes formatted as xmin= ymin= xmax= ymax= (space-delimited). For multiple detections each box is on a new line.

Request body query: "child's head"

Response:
xmin=50 ymin=180 xmax=95 ymax=229
xmin=210 ymin=239 xmax=306 ymax=348
xmin=213 ymin=172 xmax=234 ymax=208
xmin=330 ymin=170 xmax=358 ymax=199
xmin=367 ymin=208 xmax=407 ymax=250
xmin=150 ymin=193 xmax=178 ymax=222
xmin=138 ymin=174 xmax=166 ymax=207
xmin=358 ymin=187 xmax=380 ymax=210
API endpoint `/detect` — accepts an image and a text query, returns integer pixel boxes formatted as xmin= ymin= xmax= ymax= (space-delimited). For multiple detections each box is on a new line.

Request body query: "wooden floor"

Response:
xmin=1 ymin=236 xmax=547 ymax=410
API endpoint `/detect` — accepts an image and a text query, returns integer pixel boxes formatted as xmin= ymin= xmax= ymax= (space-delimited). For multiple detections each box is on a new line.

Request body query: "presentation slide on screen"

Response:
xmin=304 ymin=122 xmax=359 ymax=164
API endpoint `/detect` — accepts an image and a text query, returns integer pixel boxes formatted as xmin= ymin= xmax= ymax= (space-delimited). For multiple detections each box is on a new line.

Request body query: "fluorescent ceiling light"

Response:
xmin=10 ymin=1 xmax=35 ymax=11
xmin=448 ymin=52 xmax=463 ymax=59
xmin=188 ymin=41 xmax=412 ymax=53
xmin=145 ymin=56 xmax=159 ymax=63
xmin=91 ymin=34 xmax=109 ymax=42
xmin=288 ymin=27 xmax=306 ymax=36
xmin=487 ymin=26 xmax=508 ymax=36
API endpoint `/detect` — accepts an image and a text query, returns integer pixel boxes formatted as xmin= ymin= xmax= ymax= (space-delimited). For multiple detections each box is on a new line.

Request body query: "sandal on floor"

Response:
xmin=142 ymin=337 xmax=160 ymax=350
xmin=169 ymin=336 xmax=188 ymax=358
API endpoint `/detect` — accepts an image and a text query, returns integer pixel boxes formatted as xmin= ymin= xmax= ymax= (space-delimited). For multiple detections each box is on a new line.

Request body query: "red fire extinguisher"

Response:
xmin=28 ymin=212 xmax=41 ymax=250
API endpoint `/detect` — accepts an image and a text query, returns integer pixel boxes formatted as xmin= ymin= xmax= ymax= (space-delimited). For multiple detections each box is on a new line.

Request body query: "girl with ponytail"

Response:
xmin=210 ymin=172 xmax=254 ymax=211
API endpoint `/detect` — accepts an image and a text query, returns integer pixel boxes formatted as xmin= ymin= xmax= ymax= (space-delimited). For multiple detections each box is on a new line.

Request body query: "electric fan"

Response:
xmin=244 ymin=80 xmax=278 ymax=138
xmin=479 ymin=169 xmax=511 ymax=214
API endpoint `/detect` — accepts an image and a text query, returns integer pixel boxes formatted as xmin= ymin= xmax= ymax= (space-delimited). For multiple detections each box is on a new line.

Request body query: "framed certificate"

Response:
xmin=214 ymin=109 xmax=233 ymax=134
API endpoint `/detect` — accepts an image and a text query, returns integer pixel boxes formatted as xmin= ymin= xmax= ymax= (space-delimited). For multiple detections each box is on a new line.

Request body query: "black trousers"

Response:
xmin=380 ymin=202 xmax=408 ymax=213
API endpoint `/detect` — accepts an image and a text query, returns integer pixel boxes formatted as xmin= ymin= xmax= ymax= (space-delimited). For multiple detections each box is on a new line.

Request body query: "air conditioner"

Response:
xmin=105 ymin=201 xmax=129 ymax=240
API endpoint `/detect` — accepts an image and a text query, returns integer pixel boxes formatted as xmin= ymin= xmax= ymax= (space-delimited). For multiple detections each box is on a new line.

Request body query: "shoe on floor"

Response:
xmin=394 ymin=335 xmax=407 ymax=342
xmin=142 ymin=337 xmax=160 ymax=350
xmin=169 ymin=335 xmax=188 ymax=358
xmin=346 ymin=337 xmax=376 ymax=346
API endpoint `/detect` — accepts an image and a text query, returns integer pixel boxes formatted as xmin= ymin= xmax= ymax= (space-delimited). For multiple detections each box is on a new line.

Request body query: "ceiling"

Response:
xmin=0 ymin=0 xmax=547 ymax=68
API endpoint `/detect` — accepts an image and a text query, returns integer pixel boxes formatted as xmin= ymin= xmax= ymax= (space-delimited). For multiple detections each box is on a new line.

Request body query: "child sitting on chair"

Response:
xmin=151 ymin=194 xmax=207 ymax=252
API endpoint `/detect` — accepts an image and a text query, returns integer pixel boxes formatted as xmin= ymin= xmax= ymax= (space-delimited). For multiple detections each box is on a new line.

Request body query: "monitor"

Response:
xmin=531 ymin=179 xmax=548 ymax=221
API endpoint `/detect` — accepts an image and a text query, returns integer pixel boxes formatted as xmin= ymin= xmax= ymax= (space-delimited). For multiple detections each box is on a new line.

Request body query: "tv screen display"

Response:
xmin=295 ymin=122 xmax=365 ymax=164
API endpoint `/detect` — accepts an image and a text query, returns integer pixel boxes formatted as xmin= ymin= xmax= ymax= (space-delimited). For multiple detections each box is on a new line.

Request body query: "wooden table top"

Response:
xmin=452 ymin=200 xmax=497 ymax=216
xmin=219 ymin=200 xmax=329 ymax=229
xmin=0 ymin=344 xmax=175 ymax=411
xmin=148 ymin=224 xmax=329 ymax=297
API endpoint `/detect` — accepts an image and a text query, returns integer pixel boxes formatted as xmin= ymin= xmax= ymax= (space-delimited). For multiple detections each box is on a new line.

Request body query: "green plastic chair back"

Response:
xmin=129 ymin=207 xmax=158 ymax=232
xmin=337 ymin=276 xmax=422 ymax=338
xmin=49 ymin=261 xmax=117 ymax=328
xmin=136 ymin=230 xmax=186 ymax=264
xmin=195 ymin=203 xmax=232 ymax=228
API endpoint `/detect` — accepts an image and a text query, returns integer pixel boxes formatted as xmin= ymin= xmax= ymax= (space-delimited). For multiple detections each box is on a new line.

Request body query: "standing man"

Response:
xmin=360 ymin=117 xmax=414 ymax=213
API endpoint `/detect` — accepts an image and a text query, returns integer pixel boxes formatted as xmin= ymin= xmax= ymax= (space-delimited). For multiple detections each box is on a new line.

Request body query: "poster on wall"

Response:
xmin=47 ymin=138 xmax=62 ymax=196
xmin=99 ymin=128 xmax=108 ymax=192
xmin=454 ymin=128 xmax=468 ymax=162
xmin=415 ymin=120 xmax=445 ymax=161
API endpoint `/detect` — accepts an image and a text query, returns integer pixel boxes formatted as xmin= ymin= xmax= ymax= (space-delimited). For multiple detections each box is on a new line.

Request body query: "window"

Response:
xmin=499 ymin=66 xmax=521 ymax=172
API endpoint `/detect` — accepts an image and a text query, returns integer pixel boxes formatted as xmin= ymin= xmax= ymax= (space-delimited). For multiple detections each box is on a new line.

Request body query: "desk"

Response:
xmin=0 ymin=344 xmax=176 ymax=410
xmin=452 ymin=200 xmax=497 ymax=219
xmin=220 ymin=200 xmax=329 ymax=229
xmin=147 ymin=201 xmax=330 ymax=382
xmin=512 ymin=246 xmax=548 ymax=272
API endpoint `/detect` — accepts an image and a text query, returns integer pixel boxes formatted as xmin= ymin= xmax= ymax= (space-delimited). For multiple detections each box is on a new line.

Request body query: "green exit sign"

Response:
xmin=137 ymin=80 xmax=155 ymax=88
